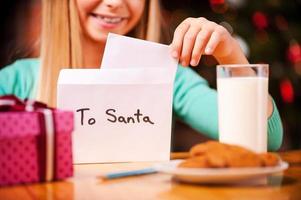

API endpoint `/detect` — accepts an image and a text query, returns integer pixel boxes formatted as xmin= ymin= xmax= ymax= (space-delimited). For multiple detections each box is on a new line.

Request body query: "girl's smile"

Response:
xmin=76 ymin=0 xmax=145 ymax=43
xmin=90 ymin=12 xmax=128 ymax=29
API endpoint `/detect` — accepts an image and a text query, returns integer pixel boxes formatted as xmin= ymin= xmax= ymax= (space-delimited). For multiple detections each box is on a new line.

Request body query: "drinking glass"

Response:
xmin=217 ymin=64 xmax=269 ymax=153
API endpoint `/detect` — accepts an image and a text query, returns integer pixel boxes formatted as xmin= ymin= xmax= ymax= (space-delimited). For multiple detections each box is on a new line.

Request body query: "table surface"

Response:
xmin=0 ymin=151 xmax=301 ymax=200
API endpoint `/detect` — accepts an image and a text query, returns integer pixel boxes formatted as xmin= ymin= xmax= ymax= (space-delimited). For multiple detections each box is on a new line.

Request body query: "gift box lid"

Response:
xmin=0 ymin=110 xmax=73 ymax=140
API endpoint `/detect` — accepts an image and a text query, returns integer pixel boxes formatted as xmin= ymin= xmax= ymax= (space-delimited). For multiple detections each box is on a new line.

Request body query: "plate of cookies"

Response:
xmin=155 ymin=141 xmax=288 ymax=184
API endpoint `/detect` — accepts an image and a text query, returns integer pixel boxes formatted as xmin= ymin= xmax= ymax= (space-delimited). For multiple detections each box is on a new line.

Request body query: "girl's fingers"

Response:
xmin=170 ymin=21 xmax=190 ymax=59
xmin=205 ymin=26 xmax=227 ymax=55
xmin=180 ymin=25 xmax=202 ymax=66
xmin=171 ymin=18 xmax=230 ymax=66
xmin=190 ymin=29 xmax=211 ymax=66
xmin=204 ymin=31 xmax=221 ymax=55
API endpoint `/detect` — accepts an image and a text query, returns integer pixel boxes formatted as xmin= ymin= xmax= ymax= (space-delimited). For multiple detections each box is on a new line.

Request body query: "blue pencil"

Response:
xmin=102 ymin=168 xmax=157 ymax=179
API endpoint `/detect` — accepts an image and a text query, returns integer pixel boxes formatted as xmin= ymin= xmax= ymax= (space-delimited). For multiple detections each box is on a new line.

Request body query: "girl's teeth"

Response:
xmin=98 ymin=16 xmax=122 ymax=24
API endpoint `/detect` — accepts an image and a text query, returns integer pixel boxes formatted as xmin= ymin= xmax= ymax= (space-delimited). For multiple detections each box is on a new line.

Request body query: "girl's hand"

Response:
xmin=170 ymin=17 xmax=248 ymax=66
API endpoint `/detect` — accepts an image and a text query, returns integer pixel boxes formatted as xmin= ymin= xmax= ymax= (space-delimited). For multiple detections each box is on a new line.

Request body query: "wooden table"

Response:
xmin=1 ymin=151 xmax=301 ymax=200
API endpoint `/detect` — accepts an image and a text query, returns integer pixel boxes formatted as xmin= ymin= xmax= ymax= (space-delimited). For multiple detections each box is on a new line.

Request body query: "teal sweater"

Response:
xmin=0 ymin=58 xmax=283 ymax=150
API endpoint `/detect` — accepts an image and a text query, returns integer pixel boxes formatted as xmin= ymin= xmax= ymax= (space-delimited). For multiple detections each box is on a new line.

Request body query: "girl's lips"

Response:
xmin=90 ymin=13 xmax=128 ymax=29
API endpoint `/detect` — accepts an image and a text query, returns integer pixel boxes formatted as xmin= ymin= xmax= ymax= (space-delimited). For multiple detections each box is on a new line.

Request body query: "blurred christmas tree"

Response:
xmin=163 ymin=0 xmax=301 ymax=150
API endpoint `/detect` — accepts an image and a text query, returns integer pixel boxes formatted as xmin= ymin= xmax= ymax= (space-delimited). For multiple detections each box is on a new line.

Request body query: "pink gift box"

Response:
xmin=0 ymin=109 xmax=74 ymax=186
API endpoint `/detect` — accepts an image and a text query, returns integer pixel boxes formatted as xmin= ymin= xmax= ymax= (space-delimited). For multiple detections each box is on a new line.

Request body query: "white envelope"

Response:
xmin=57 ymin=34 xmax=178 ymax=163
xmin=57 ymin=68 xmax=175 ymax=163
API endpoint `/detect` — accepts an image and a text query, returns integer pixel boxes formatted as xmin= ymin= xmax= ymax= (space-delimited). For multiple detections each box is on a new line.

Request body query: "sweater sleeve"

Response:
xmin=173 ymin=65 xmax=283 ymax=151
xmin=0 ymin=58 xmax=39 ymax=99
xmin=266 ymin=99 xmax=283 ymax=151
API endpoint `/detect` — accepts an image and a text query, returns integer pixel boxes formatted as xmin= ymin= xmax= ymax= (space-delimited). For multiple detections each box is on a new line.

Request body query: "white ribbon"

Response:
xmin=25 ymin=99 xmax=35 ymax=112
xmin=0 ymin=99 xmax=15 ymax=106
xmin=40 ymin=109 xmax=55 ymax=182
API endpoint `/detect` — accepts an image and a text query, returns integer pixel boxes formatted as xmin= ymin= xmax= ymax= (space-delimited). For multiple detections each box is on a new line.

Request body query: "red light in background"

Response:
xmin=252 ymin=11 xmax=268 ymax=30
xmin=210 ymin=0 xmax=225 ymax=5
xmin=210 ymin=0 xmax=227 ymax=14
xmin=280 ymin=79 xmax=294 ymax=103
xmin=287 ymin=43 xmax=301 ymax=64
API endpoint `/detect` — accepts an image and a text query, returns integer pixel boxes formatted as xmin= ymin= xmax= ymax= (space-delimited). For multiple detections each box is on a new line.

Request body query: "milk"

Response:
xmin=217 ymin=77 xmax=268 ymax=153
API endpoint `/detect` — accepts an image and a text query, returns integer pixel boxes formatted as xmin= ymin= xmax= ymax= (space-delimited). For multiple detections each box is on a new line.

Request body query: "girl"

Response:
xmin=0 ymin=0 xmax=283 ymax=150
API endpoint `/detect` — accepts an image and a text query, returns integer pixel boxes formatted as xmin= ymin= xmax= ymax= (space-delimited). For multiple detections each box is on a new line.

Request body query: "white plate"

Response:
xmin=155 ymin=160 xmax=289 ymax=184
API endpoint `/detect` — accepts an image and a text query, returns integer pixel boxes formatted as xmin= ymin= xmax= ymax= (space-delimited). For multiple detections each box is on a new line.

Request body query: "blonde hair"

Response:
xmin=38 ymin=0 xmax=163 ymax=106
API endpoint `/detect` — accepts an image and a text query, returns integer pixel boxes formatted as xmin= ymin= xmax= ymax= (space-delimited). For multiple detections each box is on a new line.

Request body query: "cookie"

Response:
xmin=179 ymin=141 xmax=279 ymax=169
xmin=178 ymin=156 xmax=208 ymax=168
xmin=259 ymin=153 xmax=280 ymax=167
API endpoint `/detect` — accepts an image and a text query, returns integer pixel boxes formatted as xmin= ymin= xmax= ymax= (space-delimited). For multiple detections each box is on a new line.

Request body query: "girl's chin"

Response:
xmin=88 ymin=29 xmax=129 ymax=43
xmin=90 ymin=33 xmax=109 ymax=43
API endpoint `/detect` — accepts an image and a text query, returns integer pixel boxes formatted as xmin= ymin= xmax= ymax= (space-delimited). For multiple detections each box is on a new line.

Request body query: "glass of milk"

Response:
xmin=217 ymin=64 xmax=269 ymax=153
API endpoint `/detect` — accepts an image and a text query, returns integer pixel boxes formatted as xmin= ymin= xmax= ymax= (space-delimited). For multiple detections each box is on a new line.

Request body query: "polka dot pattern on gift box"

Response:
xmin=0 ymin=112 xmax=40 ymax=139
xmin=53 ymin=111 xmax=74 ymax=179
xmin=0 ymin=110 xmax=74 ymax=185
xmin=0 ymin=136 xmax=40 ymax=186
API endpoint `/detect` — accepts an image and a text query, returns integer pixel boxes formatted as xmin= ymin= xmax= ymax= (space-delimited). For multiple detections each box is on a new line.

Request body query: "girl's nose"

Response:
xmin=102 ymin=0 xmax=123 ymax=9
